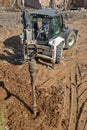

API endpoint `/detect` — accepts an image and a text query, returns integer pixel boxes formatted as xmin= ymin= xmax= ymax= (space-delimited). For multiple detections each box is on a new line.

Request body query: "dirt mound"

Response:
xmin=0 ymin=7 xmax=87 ymax=130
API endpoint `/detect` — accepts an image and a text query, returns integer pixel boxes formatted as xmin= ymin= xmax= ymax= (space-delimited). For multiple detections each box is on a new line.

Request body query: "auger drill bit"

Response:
xmin=28 ymin=59 xmax=37 ymax=116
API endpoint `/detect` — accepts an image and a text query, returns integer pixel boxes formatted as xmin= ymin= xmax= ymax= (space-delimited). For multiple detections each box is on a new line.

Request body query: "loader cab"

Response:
xmin=30 ymin=9 xmax=63 ymax=43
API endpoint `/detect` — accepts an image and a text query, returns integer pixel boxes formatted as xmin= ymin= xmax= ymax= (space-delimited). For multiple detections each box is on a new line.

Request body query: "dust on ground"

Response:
xmin=0 ymin=6 xmax=87 ymax=130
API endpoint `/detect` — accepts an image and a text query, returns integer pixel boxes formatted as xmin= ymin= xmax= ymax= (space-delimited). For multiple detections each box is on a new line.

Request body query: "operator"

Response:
xmin=42 ymin=22 xmax=48 ymax=31
xmin=41 ymin=22 xmax=49 ymax=40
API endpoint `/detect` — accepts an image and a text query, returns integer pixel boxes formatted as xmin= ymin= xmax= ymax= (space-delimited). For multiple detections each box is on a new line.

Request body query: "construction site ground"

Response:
xmin=0 ymin=6 xmax=87 ymax=130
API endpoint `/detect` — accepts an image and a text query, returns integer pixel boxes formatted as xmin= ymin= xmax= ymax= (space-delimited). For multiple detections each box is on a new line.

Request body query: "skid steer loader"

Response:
xmin=20 ymin=8 xmax=78 ymax=66
xmin=18 ymin=8 xmax=78 ymax=116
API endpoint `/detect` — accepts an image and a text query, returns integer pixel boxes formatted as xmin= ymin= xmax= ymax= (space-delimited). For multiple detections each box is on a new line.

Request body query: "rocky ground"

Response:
xmin=0 ymin=6 xmax=87 ymax=130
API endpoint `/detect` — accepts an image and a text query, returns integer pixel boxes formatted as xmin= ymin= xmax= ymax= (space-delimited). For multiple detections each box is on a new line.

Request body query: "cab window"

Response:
xmin=49 ymin=16 xmax=62 ymax=39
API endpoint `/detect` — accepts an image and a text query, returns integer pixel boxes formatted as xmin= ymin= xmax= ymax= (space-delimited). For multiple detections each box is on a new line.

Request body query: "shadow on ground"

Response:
xmin=0 ymin=81 xmax=33 ymax=113
xmin=0 ymin=35 xmax=23 ymax=65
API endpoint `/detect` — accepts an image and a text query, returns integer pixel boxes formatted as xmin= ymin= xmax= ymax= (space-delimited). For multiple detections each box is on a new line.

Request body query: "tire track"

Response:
xmin=63 ymin=77 xmax=71 ymax=118
xmin=84 ymin=121 xmax=87 ymax=130
xmin=68 ymin=64 xmax=78 ymax=130
xmin=78 ymin=90 xmax=87 ymax=112
xmin=78 ymin=83 xmax=87 ymax=97
xmin=61 ymin=62 xmax=87 ymax=130
xmin=77 ymin=100 xmax=87 ymax=130
xmin=58 ymin=71 xmax=71 ymax=130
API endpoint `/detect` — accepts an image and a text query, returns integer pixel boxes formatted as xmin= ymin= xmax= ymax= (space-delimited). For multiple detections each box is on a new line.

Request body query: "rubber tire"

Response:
xmin=65 ymin=30 xmax=76 ymax=49
xmin=56 ymin=43 xmax=63 ymax=63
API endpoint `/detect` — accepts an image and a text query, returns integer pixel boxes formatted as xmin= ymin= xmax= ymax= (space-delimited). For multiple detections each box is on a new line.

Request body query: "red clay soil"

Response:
xmin=0 ymin=7 xmax=87 ymax=130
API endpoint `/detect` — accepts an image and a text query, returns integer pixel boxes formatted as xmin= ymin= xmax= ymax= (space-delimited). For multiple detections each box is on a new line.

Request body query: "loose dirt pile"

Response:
xmin=0 ymin=6 xmax=87 ymax=130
